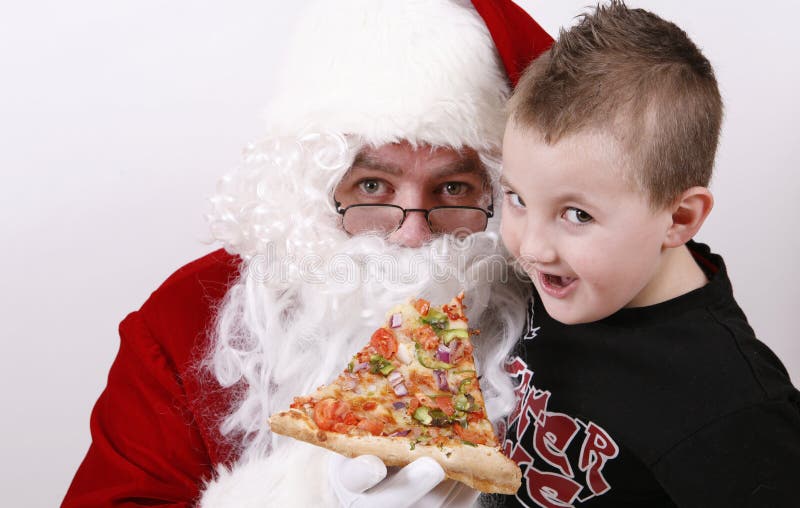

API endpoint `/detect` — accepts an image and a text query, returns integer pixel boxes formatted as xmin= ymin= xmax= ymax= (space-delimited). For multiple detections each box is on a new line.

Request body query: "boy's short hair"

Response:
xmin=508 ymin=1 xmax=723 ymax=208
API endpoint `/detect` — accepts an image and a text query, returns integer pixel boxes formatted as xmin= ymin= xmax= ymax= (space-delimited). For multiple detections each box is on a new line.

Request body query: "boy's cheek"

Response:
xmin=499 ymin=215 xmax=521 ymax=257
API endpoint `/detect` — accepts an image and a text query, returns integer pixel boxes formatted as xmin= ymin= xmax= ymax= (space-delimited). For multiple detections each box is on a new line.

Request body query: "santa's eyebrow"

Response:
xmin=350 ymin=153 xmax=403 ymax=175
xmin=348 ymin=151 xmax=487 ymax=182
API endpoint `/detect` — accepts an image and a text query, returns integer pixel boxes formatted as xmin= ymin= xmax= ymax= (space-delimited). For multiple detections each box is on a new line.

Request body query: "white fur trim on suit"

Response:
xmin=265 ymin=0 xmax=510 ymax=151
xmin=200 ymin=442 xmax=338 ymax=508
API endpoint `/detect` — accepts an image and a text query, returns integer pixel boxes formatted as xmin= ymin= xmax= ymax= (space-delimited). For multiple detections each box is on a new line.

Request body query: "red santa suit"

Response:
xmin=63 ymin=1 xmax=553 ymax=506
xmin=63 ymin=250 xmax=239 ymax=506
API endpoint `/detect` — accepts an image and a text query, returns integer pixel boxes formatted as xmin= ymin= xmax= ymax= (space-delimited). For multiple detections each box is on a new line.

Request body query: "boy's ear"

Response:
xmin=663 ymin=186 xmax=714 ymax=248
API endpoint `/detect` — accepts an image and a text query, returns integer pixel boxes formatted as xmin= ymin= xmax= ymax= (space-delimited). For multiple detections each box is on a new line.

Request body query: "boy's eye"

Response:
xmin=563 ymin=207 xmax=593 ymax=224
xmin=504 ymin=191 xmax=526 ymax=208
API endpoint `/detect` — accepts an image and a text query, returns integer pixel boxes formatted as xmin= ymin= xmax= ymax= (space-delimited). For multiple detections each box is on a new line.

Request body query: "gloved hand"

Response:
xmin=328 ymin=453 xmax=480 ymax=508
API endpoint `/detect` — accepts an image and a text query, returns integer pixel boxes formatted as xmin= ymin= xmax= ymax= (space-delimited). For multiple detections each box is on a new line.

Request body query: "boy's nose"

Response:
xmin=388 ymin=211 xmax=432 ymax=248
xmin=519 ymin=222 xmax=557 ymax=266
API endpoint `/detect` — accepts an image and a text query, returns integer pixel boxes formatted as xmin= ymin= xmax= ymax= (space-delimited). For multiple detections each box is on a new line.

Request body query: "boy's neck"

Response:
xmin=627 ymin=244 xmax=709 ymax=308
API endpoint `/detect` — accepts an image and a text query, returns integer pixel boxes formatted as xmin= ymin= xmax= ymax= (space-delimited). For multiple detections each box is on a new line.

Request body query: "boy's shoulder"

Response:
xmin=624 ymin=241 xmax=792 ymax=398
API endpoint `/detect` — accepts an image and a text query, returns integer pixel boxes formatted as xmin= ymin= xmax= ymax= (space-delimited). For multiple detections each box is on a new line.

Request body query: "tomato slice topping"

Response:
xmin=370 ymin=328 xmax=398 ymax=359
xmin=452 ymin=422 xmax=487 ymax=445
xmin=313 ymin=398 xmax=353 ymax=431
xmin=414 ymin=299 xmax=431 ymax=316
xmin=357 ymin=418 xmax=385 ymax=436
xmin=332 ymin=422 xmax=352 ymax=433
xmin=435 ymin=396 xmax=455 ymax=416
xmin=467 ymin=410 xmax=484 ymax=423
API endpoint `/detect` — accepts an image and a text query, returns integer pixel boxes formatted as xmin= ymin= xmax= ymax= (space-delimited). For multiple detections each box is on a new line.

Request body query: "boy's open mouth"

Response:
xmin=543 ymin=273 xmax=576 ymax=288
xmin=538 ymin=271 xmax=578 ymax=298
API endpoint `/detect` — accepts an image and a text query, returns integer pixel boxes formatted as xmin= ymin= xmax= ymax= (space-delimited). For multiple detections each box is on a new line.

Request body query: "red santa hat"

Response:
xmin=208 ymin=0 xmax=552 ymax=259
xmin=263 ymin=0 xmax=552 ymax=151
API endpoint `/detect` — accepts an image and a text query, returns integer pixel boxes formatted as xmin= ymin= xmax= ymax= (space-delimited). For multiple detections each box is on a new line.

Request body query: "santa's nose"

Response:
xmin=388 ymin=211 xmax=432 ymax=248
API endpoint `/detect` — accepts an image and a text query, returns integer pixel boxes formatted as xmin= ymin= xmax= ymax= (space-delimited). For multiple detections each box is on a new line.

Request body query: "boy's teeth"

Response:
xmin=546 ymin=274 xmax=574 ymax=287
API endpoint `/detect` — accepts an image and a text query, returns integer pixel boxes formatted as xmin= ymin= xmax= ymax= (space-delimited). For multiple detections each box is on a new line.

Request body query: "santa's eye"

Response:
xmin=358 ymin=179 xmax=384 ymax=194
xmin=442 ymin=182 xmax=468 ymax=196
xmin=563 ymin=207 xmax=593 ymax=224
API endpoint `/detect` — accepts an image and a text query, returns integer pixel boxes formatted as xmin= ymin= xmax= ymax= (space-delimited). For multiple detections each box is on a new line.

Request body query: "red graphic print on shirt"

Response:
xmin=500 ymin=356 xmax=619 ymax=507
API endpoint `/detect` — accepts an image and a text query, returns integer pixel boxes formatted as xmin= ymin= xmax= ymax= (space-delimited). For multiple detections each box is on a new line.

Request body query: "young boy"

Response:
xmin=497 ymin=2 xmax=800 ymax=507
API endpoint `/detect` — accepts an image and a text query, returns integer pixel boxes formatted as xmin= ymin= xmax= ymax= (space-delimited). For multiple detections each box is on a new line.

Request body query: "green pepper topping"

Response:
xmin=420 ymin=309 xmax=448 ymax=330
xmin=458 ymin=378 xmax=474 ymax=394
xmin=413 ymin=406 xmax=433 ymax=426
xmin=440 ymin=328 xmax=469 ymax=345
xmin=429 ymin=409 xmax=450 ymax=427
xmin=415 ymin=343 xmax=452 ymax=370
xmin=453 ymin=394 xmax=470 ymax=412
xmin=369 ymin=354 xmax=395 ymax=375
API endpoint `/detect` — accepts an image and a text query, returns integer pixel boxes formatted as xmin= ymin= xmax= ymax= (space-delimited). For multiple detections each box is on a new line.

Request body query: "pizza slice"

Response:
xmin=268 ymin=293 xmax=521 ymax=494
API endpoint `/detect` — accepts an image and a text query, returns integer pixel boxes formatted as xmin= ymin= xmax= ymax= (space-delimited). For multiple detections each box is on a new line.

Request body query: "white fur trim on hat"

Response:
xmin=265 ymin=0 xmax=510 ymax=151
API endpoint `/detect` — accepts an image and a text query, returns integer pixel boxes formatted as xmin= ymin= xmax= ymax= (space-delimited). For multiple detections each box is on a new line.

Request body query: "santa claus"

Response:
xmin=63 ymin=1 xmax=552 ymax=506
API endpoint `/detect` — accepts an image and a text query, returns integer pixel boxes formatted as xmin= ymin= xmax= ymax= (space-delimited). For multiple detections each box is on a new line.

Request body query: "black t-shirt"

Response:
xmin=486 ymin=242 xmax=800 ymax=508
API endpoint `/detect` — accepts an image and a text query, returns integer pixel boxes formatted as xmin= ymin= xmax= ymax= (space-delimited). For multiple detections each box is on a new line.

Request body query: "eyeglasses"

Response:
xmin=334 ymin=199 xmax=494 ymax=236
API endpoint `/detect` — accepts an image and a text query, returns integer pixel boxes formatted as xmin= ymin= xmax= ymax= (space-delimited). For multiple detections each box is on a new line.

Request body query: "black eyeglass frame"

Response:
xmin=333 ymin=199 xmax=495 ymax=235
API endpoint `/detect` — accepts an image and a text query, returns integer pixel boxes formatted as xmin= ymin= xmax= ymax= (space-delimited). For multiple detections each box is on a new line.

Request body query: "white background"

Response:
xmin=1 ymin=1 xmax=797 ymax=506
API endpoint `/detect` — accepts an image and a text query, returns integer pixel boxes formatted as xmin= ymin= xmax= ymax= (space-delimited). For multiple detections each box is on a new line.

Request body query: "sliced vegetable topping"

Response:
xmin=357 ymin=418 xmax=385 ymax=436
xmin=369 ymin=354 xmax=395 ymax=375
xmin=440 ymin=328 xmax=469 ymax=345
xmin=420 ymin=308 xmax=448 ymax=330
xmin=413 ymin=406 xmax=432 ymax=425
xmin=370 ymin=328 xmax=398 ymax=359
xmin=433 ymin=369 xmax=450 ymax=391
xmin=435 ymin=344 xmax=451 ymax=364
xmin=434 ymin=395 xmax=455 ymax=416
xmin=313 ymin=398 xmax=355 ymax=431
xmin=415 ymin=343 xmax=452 ymax=370
xmin=453 ymin=393 xmax=470 ymax=412
xmin=413 ymin=298 xmax=431 ymax=316
xmin=387 ymin=370 xmax=408 ymax=396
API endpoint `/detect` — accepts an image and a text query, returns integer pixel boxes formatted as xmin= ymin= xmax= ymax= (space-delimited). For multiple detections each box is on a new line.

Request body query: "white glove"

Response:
xmin=328 ymin=453 xmax=480 ymax=508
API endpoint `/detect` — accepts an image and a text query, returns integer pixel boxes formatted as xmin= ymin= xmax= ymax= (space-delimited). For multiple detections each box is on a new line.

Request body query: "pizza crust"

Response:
xmin=269 ymin=409 xmax=521 ymax=494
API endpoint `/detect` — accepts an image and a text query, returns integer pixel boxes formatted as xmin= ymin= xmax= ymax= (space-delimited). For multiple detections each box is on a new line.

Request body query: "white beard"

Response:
xmin=199 ymin=231 xmax=527 ymax=507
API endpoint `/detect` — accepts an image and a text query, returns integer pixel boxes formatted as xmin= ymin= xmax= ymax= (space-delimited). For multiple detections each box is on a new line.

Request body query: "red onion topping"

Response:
xmin=390 ymin=313 xmax=403 ymax=328
xmin=449 ymin=340 xmax=465 ymax=364
xmin=435 ymin=344 xmax=450 ymax=364
xmin=388 ymin=371 xmax=407 ymax=396
xmin=433 ymin=369 xmax=449 ymax=391
xmin=390 ymin=429 xmax=410 ymax=437
xmin=392 ymin=401 xmax=407 ymax=410
xmin=353 ymin=362 xmax=369 ymax=373
xmin=393 ymin=383 xmax=408 ymax=397
xmin=387 ymin=370 xmax=403 ymax=385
